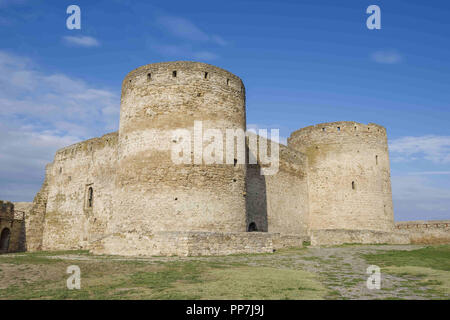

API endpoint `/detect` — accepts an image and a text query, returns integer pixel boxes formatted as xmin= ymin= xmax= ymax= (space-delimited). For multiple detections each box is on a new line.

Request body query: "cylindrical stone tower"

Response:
xmin=288 ymin=122 xmax=394 ymax=233
xmin=103 ymin=62 xmax=247 ymax=255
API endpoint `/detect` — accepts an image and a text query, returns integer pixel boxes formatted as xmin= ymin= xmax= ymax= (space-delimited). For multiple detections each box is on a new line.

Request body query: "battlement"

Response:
xmin=288 ymin=121 xmax=387 ymax=148
xmin=122 ymin=61 xmax=245 ymax=96
xmin=54 ymin=132 xmax=118 ymax=161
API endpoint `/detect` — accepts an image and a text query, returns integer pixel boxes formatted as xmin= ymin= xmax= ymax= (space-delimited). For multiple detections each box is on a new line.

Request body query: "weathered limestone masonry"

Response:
xmin=42 ymin=132 xmax=118 ymax=251
xmin=0 ymin=201 xmax=25 ymax=253
xmin=13 ymin=61 xmax=448 ymax=256
xmin=246 ymin=133 xmax=310 ymax=237
xmin=395 ymin=220 xmax=450 ymax=244
xmin=288 ymin=122 xmax=394 ymax=232
xmin=98 ymin=62 xmax=249 ymax=255
xmin=287 ymin=122 xmax=409 ymax=245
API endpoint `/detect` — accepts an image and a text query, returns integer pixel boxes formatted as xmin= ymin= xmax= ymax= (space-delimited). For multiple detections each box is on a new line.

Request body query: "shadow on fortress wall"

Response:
xmin=246 ymin=163 xmax=268 ymax=232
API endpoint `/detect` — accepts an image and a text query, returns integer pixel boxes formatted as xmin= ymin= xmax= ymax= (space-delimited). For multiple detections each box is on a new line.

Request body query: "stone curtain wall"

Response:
xmin=93 ymin=231 xmax=303 ymax=256
xmin=246 ymin=135 xmax=310 ymax=237
xmin=288 ymin=122 xmax=394 ymax=233
xmin=40 ymin=132 xmax=118 ymax=250
xmin=310 ymin=229 xmax=409 ymax=246
xmin=395 ymin=220 xmax=450 ymax=244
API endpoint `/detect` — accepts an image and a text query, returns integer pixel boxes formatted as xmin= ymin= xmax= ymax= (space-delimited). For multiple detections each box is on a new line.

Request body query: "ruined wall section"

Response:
xmin=13 ymin=202 xmax=32 ymax=251
xmin=102 ymin=62 xmax=247 ymax=255
xmin=24 ymin=165 xmax=51 ymax=251
xmin=246 ymin=136 xmax=310 ymax=237
xmin=0 ymin=201 xmax=25 ymax=253
xmin=41 ymin=132 xmax=118 ymax=250
xmin=288 ymin=122 xmax=394 ymax=233
xmin=395 ymin=220 xmax=450 ymax=244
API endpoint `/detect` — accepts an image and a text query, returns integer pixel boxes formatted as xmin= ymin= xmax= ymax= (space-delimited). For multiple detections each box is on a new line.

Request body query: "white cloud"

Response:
xmin=0 ymin=51 xmax=119 ymax=201
xmin=0 ymin=0 xmax=27 ymax=8
xmin=156 ymin=16 xmax=210 ymax=42
xmin=148 ymin=40 xmax=219 ymax=61
xmin=408 ymin=171 xmax=450 ymax=175
xmin=392 ymin=175 xmax=450 ymax=220
xmin=156 ymin=15 xmax=227 ymax=46
xmin=390 ymin=135 xmax=450 ymax=164
xmin=371 ymin=50 xmax=402 ymax=64
xmin=63 ymin=36 xmax=100 ymax=47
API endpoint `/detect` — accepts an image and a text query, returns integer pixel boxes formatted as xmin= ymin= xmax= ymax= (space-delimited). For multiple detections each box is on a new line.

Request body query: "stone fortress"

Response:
xmin=1 ymin=61 xmax=449 ymax=256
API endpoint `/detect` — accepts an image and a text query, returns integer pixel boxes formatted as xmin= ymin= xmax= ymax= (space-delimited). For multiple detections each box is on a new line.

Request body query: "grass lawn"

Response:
xmin=0 ymin=245 xmax=448 ymax=300
xmin=363 ymin=245 xmax=450 ymax=299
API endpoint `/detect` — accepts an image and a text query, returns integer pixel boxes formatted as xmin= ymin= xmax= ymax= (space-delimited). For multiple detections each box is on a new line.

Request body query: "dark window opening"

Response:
xmin=172 ymin=71 xmax=177 ymax=77
xmin=204 ymin=72 xmax=208 ymax=79
xmin=227 ymin=79 xmax=230 ymax=86
xmin=87 ymin=187 xmax=93 ymax=208
xmin=0 ymin=228 xmax=11 ymax=252
xmin=376 ymin=155 xmax=378 ymax=165
xmin=248 ymin=222 xmax=258 ymax=232
xmin=234 ymin=158 xmax=237 ymax=166
xmin=147 ymin=73 xmax=152 ymax=81
xmin=175 ymin=197 xmax=178 ymax=201
xmin=337 ymin=127 xmax=341 ymax=131
xmin=352 ymin=181 xmax=356 ymax=190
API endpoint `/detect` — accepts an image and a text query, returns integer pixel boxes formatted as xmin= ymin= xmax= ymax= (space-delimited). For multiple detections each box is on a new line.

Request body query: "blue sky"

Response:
xmin=0 ymin=0 xmax=449 ymax=221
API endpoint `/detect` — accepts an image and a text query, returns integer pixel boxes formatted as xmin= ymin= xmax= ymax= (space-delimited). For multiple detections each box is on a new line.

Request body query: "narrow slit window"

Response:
xmin=227 ymin=79 xmax=230 ymax=86
xmin=87 ymin=187 xmax=93 ymax=208
xmin=352 ymin=181 xmax=356 ymax=190
xmin=172 ymin=70 xmax=177 ymax=77
xmin=376 ymin=155 xmax=378 ymax=165
xmin=204 ymin=72 xmax=208 ymax=79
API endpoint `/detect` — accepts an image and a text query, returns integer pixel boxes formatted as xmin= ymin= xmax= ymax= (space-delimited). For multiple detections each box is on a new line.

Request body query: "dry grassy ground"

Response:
xmin=0 ymin=244 xmax=448 ymax=300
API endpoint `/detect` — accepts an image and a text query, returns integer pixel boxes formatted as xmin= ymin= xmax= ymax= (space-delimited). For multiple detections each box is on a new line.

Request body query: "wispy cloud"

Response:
xmin=371 ymin=50 xmax=402 ymax=64
xmin=408 ymin=171 xmax=450 ymax=175
xmin=392 ymin=175 xmax=450 ymax=220
xmin=390 ymin=135 xmax=450 ymax=164
xmin=0 ymin=0 xmax=27 ymax=8
xmin=148 ymin=40 xmax=219 ymax=61
xmin=0 ymin=50 xmax=119 ymax=201
xmin=63 ymin=36 xmax=100 ymax=47
xmin=156 ymin=15 xmax=227 ymax=46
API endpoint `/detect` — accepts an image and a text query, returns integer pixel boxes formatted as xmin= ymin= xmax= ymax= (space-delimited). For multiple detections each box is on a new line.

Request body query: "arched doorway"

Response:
xmin=248 ymin=222 xmax=258 ymax=232
xmin=0 ymin=228 xmax=11 ymax=252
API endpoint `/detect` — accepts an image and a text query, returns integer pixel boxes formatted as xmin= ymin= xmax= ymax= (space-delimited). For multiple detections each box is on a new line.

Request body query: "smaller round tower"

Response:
xmin=288 ymin=122 xmax=394 ymax=233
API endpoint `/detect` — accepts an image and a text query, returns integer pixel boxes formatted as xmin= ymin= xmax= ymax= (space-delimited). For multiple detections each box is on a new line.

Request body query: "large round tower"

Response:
xmin=103 ymin=62 xmax=247 ymax=255
xmin=288 ymin=122 xmax=394 ymax=233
